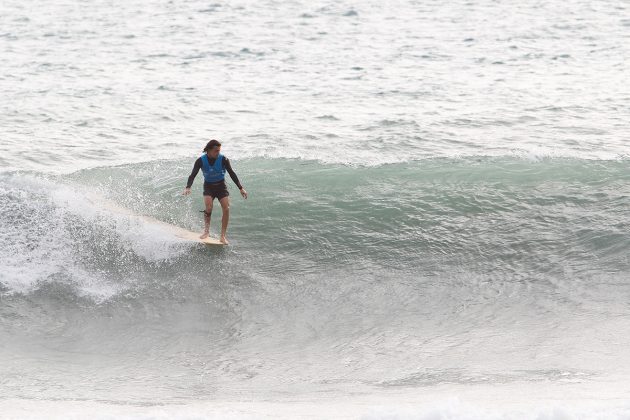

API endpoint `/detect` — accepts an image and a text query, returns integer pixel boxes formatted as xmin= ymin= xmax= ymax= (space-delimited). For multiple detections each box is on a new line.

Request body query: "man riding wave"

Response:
xmin=183 ymin=139 xmax=247 ymax=244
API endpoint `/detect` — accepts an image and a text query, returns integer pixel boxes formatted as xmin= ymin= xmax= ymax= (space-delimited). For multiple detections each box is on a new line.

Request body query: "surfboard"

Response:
xmin=88 ymin=194 xmax=226 ymax=246
xmin=163 ymin=223 xmax=226 ymax=246
xmin=132 ymin=213 xmax=226 ymax=246
xmin=130 ymin=213 xmax=227 ymax=246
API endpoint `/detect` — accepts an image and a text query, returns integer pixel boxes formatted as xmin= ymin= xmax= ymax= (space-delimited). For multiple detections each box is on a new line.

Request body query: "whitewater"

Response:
xmin=1 ymin=0 xmax=630 ymax=418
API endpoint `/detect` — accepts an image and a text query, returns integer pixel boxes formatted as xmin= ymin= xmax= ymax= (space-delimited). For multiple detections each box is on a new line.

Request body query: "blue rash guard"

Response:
xmin=201 ymin=153 xmax=225 ymax=183
xmin=186 ymin=154 xmax=242 ymax=189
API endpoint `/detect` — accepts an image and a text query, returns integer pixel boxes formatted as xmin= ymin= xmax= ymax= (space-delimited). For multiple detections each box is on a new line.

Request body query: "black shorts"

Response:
xmin=203 ymin=181 xmax=229 ymax=200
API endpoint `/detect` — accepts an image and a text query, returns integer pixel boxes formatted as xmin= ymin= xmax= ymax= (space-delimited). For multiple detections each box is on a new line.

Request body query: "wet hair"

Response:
xmin=203 ymin=139 xmax=221 ymax=152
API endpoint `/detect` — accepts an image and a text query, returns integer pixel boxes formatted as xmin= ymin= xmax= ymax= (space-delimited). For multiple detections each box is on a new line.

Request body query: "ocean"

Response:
xmin=1 ymin=0 xmax=630 ymax=418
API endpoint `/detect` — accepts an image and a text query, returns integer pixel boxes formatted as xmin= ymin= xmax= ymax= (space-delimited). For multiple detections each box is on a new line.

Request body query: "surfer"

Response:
xmin=183 ymin=139 xmax=247 ymax=244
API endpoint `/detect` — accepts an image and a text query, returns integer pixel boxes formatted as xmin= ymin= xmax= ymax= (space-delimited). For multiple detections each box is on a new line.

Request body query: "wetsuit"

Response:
xmin=186 ymin=155 xmax=243 ymax=200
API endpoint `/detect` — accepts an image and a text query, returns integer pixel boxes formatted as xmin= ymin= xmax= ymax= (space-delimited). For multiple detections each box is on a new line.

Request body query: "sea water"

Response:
xmin=1 ymin=0 xmax=630 ymax=418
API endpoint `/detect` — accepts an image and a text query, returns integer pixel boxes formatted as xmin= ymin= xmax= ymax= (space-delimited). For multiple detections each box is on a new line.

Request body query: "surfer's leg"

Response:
xmin=201 ymin=195 xmax=213 ymax=239
xmin=219 ymin=196 xmax=230 ymax=244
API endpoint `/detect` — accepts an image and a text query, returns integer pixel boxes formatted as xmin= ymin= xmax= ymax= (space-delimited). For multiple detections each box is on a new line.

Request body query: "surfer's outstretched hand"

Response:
xmin=240 ymin=188 xmax=248 ymax=199
xmin=183 ymin=187 xmax=191 ymax=196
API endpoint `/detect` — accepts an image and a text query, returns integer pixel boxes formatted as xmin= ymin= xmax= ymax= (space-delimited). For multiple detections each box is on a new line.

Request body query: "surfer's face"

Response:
xmin=208 ymin=146 xmax=221 ymax=158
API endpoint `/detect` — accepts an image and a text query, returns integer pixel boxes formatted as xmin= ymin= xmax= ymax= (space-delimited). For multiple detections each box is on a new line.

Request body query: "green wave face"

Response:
xmin=56 ymin=156 xmax=630 ymax=281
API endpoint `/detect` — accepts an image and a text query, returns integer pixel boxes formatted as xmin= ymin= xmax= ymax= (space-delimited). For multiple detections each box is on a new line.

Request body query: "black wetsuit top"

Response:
xmin=186 ymin=156 xmax=243 ymax=189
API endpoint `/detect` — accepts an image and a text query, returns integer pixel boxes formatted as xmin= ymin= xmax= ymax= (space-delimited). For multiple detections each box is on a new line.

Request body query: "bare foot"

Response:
xmin=220 ymin=236 xmax=229 ymax=245
xmin=200 ymin=231 xmax=209 ymax=239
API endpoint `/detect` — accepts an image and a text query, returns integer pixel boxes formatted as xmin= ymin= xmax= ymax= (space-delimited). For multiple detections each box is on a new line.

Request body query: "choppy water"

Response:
xmin=1 ymin=0 xmax=630 ymax=418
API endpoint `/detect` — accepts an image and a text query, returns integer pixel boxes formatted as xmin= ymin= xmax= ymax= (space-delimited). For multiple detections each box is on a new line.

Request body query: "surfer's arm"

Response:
xmin=224 ymin=157 xmax=243 ymax=190
xmin=185 ymin=158 xmax=202 ymax=189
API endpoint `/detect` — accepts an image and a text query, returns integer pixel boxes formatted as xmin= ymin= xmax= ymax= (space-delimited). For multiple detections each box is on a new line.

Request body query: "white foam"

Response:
xmin=45 ymin=177 xmax=190 ymax=261
xmin=1 ymin=395 xmax=629 ymax=420
xmin=0 ymin=174 xmax=190 ymax=298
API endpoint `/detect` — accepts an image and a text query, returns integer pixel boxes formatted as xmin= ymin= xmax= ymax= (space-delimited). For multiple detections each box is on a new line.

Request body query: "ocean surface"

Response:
xmin=1 ymin=0 xmax=630 ymax=418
